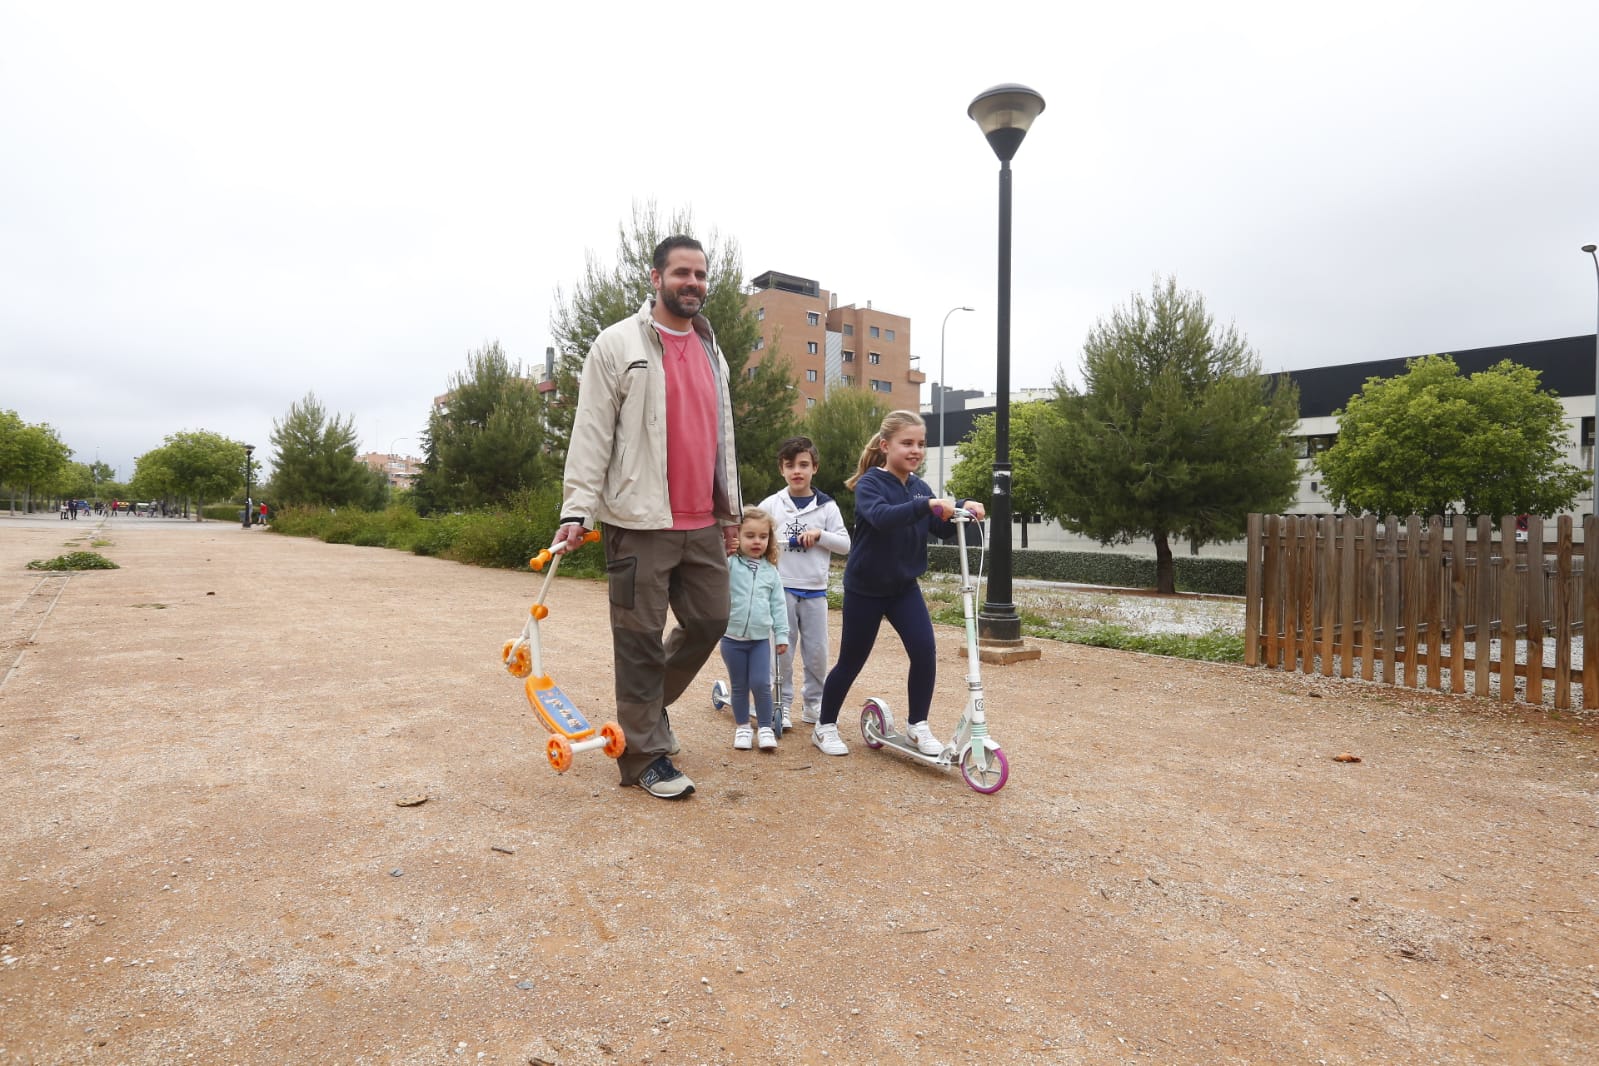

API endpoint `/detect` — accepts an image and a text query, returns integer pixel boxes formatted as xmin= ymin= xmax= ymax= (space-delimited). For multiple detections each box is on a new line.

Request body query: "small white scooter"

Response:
xmin=858 ymin=508 xmax=1009 ymax=793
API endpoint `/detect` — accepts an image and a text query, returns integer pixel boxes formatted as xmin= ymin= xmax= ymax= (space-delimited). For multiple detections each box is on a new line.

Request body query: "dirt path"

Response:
xmin=1 ymin=514 xmax=1595 ymax=1065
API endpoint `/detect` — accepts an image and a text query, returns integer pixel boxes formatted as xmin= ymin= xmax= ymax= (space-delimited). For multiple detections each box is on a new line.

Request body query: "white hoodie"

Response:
xmin=756 ymin=488 xmax=851 ymax=592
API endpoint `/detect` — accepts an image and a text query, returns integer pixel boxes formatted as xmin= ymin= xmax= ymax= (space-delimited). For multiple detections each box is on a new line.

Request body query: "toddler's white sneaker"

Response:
xmin=733 ymin=724 xmax=753 ymax=750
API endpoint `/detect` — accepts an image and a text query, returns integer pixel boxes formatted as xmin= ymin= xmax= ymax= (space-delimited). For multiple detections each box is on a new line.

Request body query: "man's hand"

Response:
xmin=963 ymin=501 xmax=987 ymax=521
xmin=723 ymin=525 xmax=739 ymax=556
xmin=553 ymin=521 xmax=591 ymax=553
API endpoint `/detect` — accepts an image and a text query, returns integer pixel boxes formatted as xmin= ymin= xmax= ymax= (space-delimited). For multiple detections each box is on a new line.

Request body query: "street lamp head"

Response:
xmin=968 ymin=83 xmax=1046 ymax=162
xmin=244 ymin=444 xmax=255 ymax=457
xmin=1584 ymin=244 xmax=1597 ymax=254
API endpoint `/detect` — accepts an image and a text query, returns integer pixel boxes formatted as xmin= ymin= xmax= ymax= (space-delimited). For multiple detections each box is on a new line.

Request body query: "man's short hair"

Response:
xmin=776 ymin=435 xmax=819 ymax=467
xmin=653 ymin=235 xmax=705 ymax=272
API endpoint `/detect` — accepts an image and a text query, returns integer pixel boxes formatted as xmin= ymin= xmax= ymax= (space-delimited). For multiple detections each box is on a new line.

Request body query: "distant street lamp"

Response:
xmin=1585 ymin=244 xmax=1599 ymax=514
xmin=968 ymin=82 xmax=1045 ymax=646
xmin=242 ymin=444 xmax=255 ymax=528
xmin=938 ymin=305 xmax=975 ymax=497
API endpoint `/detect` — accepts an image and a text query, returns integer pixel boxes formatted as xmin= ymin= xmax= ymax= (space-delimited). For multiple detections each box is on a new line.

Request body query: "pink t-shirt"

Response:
xmin=657 ymin=324 xmax=717 ymax=530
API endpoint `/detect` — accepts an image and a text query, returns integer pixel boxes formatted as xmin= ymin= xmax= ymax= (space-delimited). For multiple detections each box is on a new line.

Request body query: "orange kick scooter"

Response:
xmin=500 ymin=530 xmax=625 ymax=772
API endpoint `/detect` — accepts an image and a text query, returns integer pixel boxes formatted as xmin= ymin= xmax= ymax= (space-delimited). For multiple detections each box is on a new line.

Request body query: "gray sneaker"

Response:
xmin=637 ymin=755 xmax=695 ymax=799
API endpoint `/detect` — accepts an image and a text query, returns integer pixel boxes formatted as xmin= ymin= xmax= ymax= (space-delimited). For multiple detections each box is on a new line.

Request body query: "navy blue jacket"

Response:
xmin=842 ymin=467 xmax=959 ymax=598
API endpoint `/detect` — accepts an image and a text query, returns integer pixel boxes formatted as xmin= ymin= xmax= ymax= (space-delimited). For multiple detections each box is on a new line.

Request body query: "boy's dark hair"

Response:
xmin=652 ymin=235 xmax=705 ymax=272
xmin=776 ymin=435 xmax=819 ymax=467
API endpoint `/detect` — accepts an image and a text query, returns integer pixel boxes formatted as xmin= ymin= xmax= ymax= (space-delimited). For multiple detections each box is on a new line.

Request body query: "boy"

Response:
xmin=758 ymin=436 xmax=851 ymax=730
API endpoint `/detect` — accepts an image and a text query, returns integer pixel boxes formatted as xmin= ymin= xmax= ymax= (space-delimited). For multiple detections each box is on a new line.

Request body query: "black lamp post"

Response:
xmin=968 ymin=83 xmax=1045 ymax=646
xmin=243 ymin=444 xmax=255 ymax=528
xmin=1585 ymin=244 xmax=1599 ymax=514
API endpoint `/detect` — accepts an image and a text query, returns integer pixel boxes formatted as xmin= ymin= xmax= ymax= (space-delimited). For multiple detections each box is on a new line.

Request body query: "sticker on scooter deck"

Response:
xmin=525 ymin=676 xmax=596 ymax=740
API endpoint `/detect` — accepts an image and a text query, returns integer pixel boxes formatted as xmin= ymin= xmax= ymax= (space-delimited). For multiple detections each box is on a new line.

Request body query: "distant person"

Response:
xmin=809 ymin=410 xmax=985 ymax=758
xmin=552 ymin=234 xmax=741 ymax=800
xmin=757 ymin=435 xmax=850 ymax=730
xmin=720 ymin=506 xmax=788 ymax=752
xmin=259 ymin=501 xmax=268 ymax=526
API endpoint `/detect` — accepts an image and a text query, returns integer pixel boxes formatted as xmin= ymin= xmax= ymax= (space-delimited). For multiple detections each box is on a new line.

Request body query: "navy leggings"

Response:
xmin=819 ymin=584 xmax=936 ymax=727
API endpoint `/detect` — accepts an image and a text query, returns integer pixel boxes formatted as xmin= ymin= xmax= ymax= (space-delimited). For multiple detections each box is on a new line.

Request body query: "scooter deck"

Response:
xmin=524 ymin=676 xmax=597 ymax=741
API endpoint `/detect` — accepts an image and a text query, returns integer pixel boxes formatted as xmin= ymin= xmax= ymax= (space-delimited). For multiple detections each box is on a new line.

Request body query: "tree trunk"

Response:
xmin=1153 ymin=530 xmax=1176 ymax=594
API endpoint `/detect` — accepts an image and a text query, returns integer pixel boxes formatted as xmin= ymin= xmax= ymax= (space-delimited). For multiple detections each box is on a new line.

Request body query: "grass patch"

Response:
xmin=91 ymin=538 xmax=113 ymax=547
xmin=27 ymin=551 xmax=119 ymax=571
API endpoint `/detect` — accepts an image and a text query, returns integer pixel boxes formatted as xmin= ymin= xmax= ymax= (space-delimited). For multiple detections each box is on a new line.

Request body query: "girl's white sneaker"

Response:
xmin=733 ymin=724 xmax=753 ymax=750
xmin=757 ymin=726 xmax=777 ymax=751
xmin=811 ymin=724 xmax=848 ymax=756
xmin=907 ymin=720 xmax=943 ymax=756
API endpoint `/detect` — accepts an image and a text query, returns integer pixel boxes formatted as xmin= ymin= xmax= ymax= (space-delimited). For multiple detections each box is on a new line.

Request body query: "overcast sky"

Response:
xmin=4 ymin=1 xmax=1597 ymax=482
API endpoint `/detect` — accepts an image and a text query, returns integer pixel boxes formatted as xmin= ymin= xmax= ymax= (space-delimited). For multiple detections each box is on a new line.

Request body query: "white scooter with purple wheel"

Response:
xmin=858 ymin=507 xmax=1009 ymax=793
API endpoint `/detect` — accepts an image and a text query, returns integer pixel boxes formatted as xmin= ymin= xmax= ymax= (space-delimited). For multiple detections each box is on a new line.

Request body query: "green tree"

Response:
xmin=1315 ymin=354 xmax=1587 ymax=519
xmin=267 ymin=392 xmax=377 ymax=508
xmin=946 ymin=401 xmax=1061 ymax=547
xmin=797 ymin=389 xmax=890 ymax=527
xmin=0 ymin=414 xmax=72 ymax=513
xmin=133 ymin=431 xmax=247 ymax=517
xmin=413 ymin=341 xmax=545 ymax=513
xmin=548 ymin=200 xmax=796 ymax=494
xmin=1037 ymin=277 xmax=1300 ymax=594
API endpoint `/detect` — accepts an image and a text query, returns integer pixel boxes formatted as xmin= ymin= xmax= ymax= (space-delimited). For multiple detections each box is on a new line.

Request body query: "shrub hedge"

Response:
xmin=926 ymin=544 xmax=1245 ymax=596
xmin=265 ymin=486 xmax=607 ymax=578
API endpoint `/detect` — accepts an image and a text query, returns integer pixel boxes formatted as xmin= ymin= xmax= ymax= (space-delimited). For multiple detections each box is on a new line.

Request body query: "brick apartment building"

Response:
xmin=358 ymin=451 xmax=421 ymax=490
xmin=745 ymin=270 xmax=924 ymax=418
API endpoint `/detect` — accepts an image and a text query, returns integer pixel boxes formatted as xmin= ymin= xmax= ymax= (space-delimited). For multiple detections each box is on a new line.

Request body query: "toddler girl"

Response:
xmin=721 ymin=506 xmax=790 ymax=751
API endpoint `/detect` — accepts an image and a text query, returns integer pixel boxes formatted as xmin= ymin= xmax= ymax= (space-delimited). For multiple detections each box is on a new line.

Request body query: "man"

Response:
xmin=554 ymin=235 xmax=741 ymax=800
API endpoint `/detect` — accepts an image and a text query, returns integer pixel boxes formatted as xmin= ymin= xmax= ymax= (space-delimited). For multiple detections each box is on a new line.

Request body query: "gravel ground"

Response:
xmin=2 ymin=513 xmax=1596 ymax=1066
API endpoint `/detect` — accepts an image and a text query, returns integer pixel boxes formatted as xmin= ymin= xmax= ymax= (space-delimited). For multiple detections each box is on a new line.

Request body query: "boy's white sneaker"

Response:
xmin=733 ymin=724 xmax=753 ymax=750
xmin=757 ymin=726 xmax=778 ymax=751
xmin=907 ymin=720 xmax=944 ymax=757
xmin=811 ymin=723 xmax=848 ymax=756
xmin=801 ymin=704 xmax=821 ymax=725
xmin=780 ymin=707 xmax=793 ymax=730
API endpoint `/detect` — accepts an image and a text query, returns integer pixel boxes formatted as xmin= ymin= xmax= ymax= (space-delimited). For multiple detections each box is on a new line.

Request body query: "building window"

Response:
xmin=843 ymin=324 xmax=853 ymax=336
xmin=806 ymin=311 xmax=820 ymax=326
xmin=806 ymin=396 xmax=816 ymax=408
xmin=843 ymin=350 xmax=855 ymax=363
xmin=868 ymin=352 xmax=881 ymax=365
xmin=806 ymin=341 xmax=818 ymax=354
xmin=842 ymin=374 xmax=853 ymax=386
xmin=886 ymin=329 xmax=896 ymax=342
xmin=806 ymin=369 xmax=818 ymax=382
xmin=869 ymin=325 xmax=880 ymax=339
xmin=753 ymin=337 xmax=765 ymax=351
xmin=756 ymin=307 xmax=765 ymax=321
xmin=870 ymin=379 xmax=892 ymax=392
xmin=747 ymin=366 xmax=759 ymax=379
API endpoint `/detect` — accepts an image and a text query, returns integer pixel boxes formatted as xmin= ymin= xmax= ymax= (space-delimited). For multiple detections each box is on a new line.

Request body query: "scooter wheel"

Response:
xmin=600 ymin=721 xmax=626 ymax=759
xmin=860 ymin=699 xmax=889 ymax=750
xmin=546 ymin=735 xmax=574 ymax=773
xmin=959 ymin=744 xmax=1009 ymax=794
xmin=710 ymin=679 xmax=730 ymax=711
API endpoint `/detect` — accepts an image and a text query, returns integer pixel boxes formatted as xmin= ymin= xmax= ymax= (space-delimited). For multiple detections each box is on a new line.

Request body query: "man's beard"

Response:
xmin=660 ymin=287 xmax=703 ymax=320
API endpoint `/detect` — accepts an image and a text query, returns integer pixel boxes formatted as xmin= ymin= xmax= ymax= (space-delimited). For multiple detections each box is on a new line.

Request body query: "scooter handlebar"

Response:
xmin=530 ymin=529 xmax=601 ymax=571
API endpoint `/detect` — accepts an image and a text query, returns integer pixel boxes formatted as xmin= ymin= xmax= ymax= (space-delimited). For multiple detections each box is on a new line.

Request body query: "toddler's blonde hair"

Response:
xmin=739 ymin=505 xmax=780 ymax=564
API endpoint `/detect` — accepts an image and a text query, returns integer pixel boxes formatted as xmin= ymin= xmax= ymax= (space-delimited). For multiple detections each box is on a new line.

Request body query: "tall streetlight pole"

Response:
xmin=969 ymin=83 xmax=1045 ymax=648
xmin=938 ymin=305 xmax=975 ymax=496
xmin=242 ymin=444 xmax=255 ymax=528
xmin=1585 ymin=244 xmax=1599 ymax=515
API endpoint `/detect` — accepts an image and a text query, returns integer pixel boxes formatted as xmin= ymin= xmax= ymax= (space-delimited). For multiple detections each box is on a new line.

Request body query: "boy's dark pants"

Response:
xmin=604 ymin=525 xmax=729 ymax=785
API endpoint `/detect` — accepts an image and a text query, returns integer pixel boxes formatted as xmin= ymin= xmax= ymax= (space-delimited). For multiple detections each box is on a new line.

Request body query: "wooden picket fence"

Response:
xmin=1243 ymin=513 xmax=1598 ymax=709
